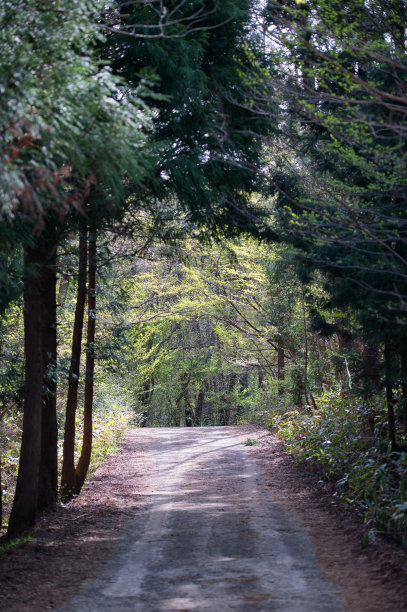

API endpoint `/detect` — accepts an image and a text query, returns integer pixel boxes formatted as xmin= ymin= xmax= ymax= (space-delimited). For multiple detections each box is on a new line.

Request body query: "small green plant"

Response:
xmin=244 ymin=438 xmax=260 ymax=446
xmin=69 ymin=401 xmax=134 ymax=478
xmin=0 ymin=534 xmax=33 ymax=558
xmin=244 ymin=390 xmax=407 ymax=548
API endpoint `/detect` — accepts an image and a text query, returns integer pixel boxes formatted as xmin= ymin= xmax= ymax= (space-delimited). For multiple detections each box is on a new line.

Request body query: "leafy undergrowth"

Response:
xmin=0 ymin=412 xmax=23 ymax=525
xmin=244 ymin=392 xmax=407 ymax=549
xmin=0 ymin=399 xmax=134 ymax=529
xmin=70 ymin=403 xmax=134 ymax=478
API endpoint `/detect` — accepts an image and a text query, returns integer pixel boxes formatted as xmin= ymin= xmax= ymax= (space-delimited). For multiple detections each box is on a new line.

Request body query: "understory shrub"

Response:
xmin=245 ymin=391 xmax=407 ymax=547
xmin=0 ymin=412 xmax=22 ymax=521
xmin=1 ymin=388 xmax=134 ymax=528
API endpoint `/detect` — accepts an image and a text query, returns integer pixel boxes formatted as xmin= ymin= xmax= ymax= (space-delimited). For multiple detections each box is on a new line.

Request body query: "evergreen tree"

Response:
xmin=106 ymin=0 xmax=274 ymax=236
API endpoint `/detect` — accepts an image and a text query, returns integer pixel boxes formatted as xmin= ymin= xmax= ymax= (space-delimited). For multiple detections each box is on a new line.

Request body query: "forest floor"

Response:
xmin=0 ymin=425 xmax=406 ymax=611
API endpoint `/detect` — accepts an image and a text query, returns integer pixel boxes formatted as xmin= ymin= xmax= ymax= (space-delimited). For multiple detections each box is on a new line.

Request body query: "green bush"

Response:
xmin=0 ymin=412 xmax=23 ymax=520
xmin=244 ymin=391 xmax=407 ymax=547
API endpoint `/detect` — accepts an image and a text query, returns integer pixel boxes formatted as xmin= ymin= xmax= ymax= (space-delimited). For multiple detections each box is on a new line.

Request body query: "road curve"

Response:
xmin=61 ymin=426 xmax=344 ymax=611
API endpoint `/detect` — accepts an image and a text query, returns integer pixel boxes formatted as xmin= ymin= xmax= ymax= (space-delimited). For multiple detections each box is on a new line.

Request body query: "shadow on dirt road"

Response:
xmin=61 ymin=427 xmax=344 ymax=611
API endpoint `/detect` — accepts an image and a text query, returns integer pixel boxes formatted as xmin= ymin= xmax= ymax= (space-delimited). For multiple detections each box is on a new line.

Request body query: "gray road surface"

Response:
xmin=61 ymin=426 xmax=344 ymax=611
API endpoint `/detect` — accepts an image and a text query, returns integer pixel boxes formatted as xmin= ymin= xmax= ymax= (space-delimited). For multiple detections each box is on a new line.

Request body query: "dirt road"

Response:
xmin=60 ymin=427 xmax=344 ymax=611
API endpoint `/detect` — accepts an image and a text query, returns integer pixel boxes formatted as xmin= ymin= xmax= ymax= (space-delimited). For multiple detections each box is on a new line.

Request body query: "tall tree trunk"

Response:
xmin=60 ymin=224 xmax=87 ymax=501
xmin=0 ymin=452 xmax=2 ymax=530
xmin=384 ymin=339 xmax=396 ymax=447
xmin=38 ymin=243 xmax=58 ymax=510
xmin=139 ymin=335 xmax=154 ymax=424
xmin=8 ymin=245 xmax=43 ymax=538
xmin=75 ymin=229 xmax=96 ymax=495
xmin=177 ymin=373 xmax=194 ymax=426
xmin=400 ymin=346 xmax=407 ymax=436
xmin=301 ymin=290 xmax=309 ymax=406
xmin=362 ymin=343 xmax=380 ymax=396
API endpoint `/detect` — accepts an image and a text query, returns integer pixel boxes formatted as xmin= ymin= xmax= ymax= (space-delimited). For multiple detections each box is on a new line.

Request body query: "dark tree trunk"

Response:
xmin=301 ymin=291 xmax=309 ymax=406
xmin=384 ymin=339 xmax=396 ymax=447
xmin=75 ymin=230 xmax=96 ymax=495
xmin=195 ymin=390 xmax=205 ymax=426
xmin=0 ymin=452 xmax=2 ymax=529
xmin=139 ymin=335 xmax=154 ymax=424
xmin=38 ymin=244 xmax=58 ymax=510
xmin=184 ymin=387 xmax=194 ymax=426
xmin=177 ymin=373 xmax=194 ymax=426
xmin=400 ymin=346 xmax=407 ymax=436
xmin=8 ymin=245 xmax=44 ymax=538
xmin=362 ymin=343 xmax=380 ymax=396
xmin=61 ymin=224 xmax=87 ymax=501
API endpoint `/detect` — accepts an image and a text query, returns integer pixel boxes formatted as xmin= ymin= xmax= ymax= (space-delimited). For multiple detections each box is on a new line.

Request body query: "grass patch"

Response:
xmin=0 ymin=534 xmax=33 ymax=558
xmin=244 ymin=438 xmax=260 ymax=446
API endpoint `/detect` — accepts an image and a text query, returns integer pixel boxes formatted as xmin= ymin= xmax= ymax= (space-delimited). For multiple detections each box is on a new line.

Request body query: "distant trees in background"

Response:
xmin=0 ymin=0 xmax=269 ymax=537
xmin=0 ymin=0 xmax=406 ymax=545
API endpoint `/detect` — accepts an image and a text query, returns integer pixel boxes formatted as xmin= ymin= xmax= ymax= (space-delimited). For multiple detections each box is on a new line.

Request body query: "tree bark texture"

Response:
xmin=38 ymin=243 xmax=58 ymax=510
xmin=0 ymin=452 xmax=2 ymax=529
xmin=384 ymin=339 xmax=396 ymax=447
xmin=195 ymin=390 xmax=205 ymax=426
xmin=60 ymin=225 xmax=87 ymax=501
xmin=8 ymin=246 xmax=44 ymax=538
xmin=400 ymin=346 xmax=407 ymax=436
xmin=75 ymin=230 xmax=96 ymax=495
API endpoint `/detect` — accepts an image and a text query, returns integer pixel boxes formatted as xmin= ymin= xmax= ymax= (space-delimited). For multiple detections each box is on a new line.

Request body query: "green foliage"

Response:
xmin=0 ymin=377 xmax=133 ymax=525
xmin=60 ymin=379 xmax=134 ymax=477
xmin=257 ymin=0 xmax=407 ymax=336
xmin=86 ymin=403 xmax=134 ymax=474
xmin=95 ymin=234 xmax=273 ymax=426
xmin=0 ymin=534 xmax=33 ymax=556
xmin=0 ymin=411 xmax=23 ymax=521
xmin=106 ymin=0 xmax=272 ymax=235
xmin=247 ymin=391 xmax=407 ymax=546
xmin=244 ymin=438 xmax=260 ymax=446
xmin=0 ymin=0 xmax=153 ymax=223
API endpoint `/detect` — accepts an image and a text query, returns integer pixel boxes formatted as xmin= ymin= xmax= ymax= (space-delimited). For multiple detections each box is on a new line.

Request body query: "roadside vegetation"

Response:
xmin=0 ymin=0 xmax=406 ymax=553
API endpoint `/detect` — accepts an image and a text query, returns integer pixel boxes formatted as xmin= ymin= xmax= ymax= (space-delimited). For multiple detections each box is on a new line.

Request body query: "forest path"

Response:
xmin=1 ymin=426 xmax=406 ymax=611
xmin=61 ymin=426 xmax=343 ymax=611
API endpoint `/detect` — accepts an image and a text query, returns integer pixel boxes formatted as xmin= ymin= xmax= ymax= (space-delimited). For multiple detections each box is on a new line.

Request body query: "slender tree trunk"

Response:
xmin=0 ymin=452 xmax=2 ymax=530
xmin=301 ymin=290 xmax=309 ymax=406
xmin=384 ymin=339 xmax=396 ymax=447
xmin=277 ymin=343 xmax=285 ymax=396
xmin=362 ymin=343 xmax=380 ymax=396
xmin=60 ymin=225 xmax=87 ymax=501
xmin=139 ymin=335 xmax=154 ymax=424
xmin=227 ymin=373 xmax=237 ymax=424
xmin=184 ymin=386 xmax=194 ymax=427
xmin=7 ymin=245 xmax=43 ymax=538
xmin=75 ymin=230 xmax=96 ymax=495
xmin=38 ymin=244 xmax=58 ymax=510
xmin=0 ymin=331 xmax=3 ymax=529
xmin=57 ymin=275 xmax=69 ymax=308
xmin=195 ymin=390 xmax=205 ymax=426
xmin=177 ymin=373 xmax=194 ymax=426
xmin=400 ymin=346 xmax=407 ymax=436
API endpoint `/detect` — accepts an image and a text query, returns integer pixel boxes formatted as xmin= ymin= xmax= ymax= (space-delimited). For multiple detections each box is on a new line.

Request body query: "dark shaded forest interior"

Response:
xmin=1 ymin=0 xmax=407 ymax=573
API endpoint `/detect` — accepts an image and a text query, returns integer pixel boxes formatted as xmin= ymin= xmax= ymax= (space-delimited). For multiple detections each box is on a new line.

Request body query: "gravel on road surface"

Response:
xmin=1 ymin=425 xmax=406 ymax=611
xmin=60 ymin=426 xmax=343 ymax=611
